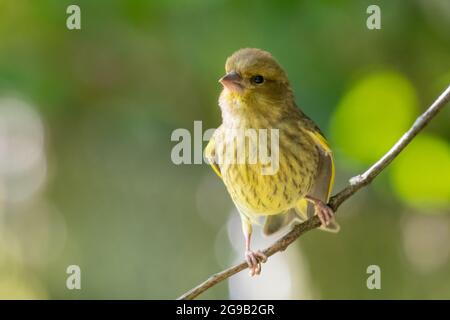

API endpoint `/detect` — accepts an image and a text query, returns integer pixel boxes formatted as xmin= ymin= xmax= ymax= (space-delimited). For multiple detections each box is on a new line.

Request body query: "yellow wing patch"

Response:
xmin=205 ymin=137 xmax=222 ymax=179
xmin=303 ymin=129 xmax=335 ymax=200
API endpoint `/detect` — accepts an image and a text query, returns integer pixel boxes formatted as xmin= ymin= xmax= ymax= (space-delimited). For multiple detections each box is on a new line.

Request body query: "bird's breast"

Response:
xmin=218 ymin=126 xmax=319 ymax=216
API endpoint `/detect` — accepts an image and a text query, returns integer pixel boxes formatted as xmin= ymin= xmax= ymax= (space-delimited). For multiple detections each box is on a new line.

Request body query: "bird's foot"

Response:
xmin=245 ymin=250 xmax=267 ymax=276
xmin=315 ymin=200 xmax=335 ymax=227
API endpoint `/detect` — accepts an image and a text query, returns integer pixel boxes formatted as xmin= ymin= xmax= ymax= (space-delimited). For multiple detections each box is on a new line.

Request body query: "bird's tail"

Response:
xmin=263 ymin=199 xmax=339 ymax=236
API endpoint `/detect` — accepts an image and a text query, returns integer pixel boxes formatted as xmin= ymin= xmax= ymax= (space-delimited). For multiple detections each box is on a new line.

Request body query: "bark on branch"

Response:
xmin=177 ymin=85 xmax=450 ymax=300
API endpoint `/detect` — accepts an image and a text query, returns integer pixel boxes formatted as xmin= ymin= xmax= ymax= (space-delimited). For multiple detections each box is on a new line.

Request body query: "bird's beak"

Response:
xmin=219 ymin=71 xmax=244 ymax=93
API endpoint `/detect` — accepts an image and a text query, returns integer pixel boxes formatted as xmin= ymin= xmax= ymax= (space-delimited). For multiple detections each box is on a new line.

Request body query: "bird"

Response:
xmin=205 ymin=48 xmax=339 ymax=276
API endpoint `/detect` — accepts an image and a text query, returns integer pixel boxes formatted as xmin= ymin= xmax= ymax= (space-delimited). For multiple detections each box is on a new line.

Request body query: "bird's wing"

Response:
xmin=303 ymin=128 xmax=335 ymax=201
xmin=295 ymin=109 xmax=335 ymax=202
xmin=204 ymin=129 xmax=222 ymax=179
xmin=299 ymin=127 xmax=339 ymax=232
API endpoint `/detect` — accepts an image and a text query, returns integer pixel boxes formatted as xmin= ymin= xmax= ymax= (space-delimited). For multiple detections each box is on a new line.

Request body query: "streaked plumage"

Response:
xmin=205 ymin=48 xmax=338 ymax=276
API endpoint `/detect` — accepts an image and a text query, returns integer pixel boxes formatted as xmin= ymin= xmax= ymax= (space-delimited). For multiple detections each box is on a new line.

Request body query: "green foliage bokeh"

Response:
xmin=0 ymin=0 xmax=449 ymax=299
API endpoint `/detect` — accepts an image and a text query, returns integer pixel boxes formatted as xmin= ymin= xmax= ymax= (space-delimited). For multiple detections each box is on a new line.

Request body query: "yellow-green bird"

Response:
xmin=205 ymin=48 xmax=339 ymax=276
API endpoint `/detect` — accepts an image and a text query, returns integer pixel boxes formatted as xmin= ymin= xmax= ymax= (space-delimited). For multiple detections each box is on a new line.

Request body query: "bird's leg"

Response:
xmin=242 ymin=219 xmax=267 ymax=276
xmin=305 ymin=195 xmax=335 ymax=227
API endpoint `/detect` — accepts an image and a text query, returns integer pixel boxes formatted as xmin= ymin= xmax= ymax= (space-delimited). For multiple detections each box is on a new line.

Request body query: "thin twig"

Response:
xmin=178 ymin=85 xmax=450 ymax=300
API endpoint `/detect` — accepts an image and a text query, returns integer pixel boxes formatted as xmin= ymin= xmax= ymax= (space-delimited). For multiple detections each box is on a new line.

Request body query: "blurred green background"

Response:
xmin=0 ymin=0 xmax=449 ymax=299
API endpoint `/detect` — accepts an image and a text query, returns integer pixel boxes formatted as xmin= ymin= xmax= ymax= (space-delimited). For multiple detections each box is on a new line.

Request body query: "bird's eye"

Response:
xmin=251 ymin=75 xmax=265 ymax=84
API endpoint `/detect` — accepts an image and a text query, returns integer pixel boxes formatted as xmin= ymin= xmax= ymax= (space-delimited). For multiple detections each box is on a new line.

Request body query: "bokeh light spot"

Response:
xmin=331 ymin=71 xmax=418 ymax=163
xmin=0 ymin=96 xmax=46 ymax=204
xmin=391 ymin=135 xmax=450 ymax=210
xmin=402 ymin=213 xmax=450 ymax=273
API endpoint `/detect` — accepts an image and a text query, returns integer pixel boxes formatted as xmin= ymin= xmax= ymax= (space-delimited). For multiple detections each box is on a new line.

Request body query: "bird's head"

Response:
xmin=219 ymin=48 xmax=293 ymax=110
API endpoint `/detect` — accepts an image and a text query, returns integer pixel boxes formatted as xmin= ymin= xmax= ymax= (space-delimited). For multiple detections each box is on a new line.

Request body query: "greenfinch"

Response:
xmin=205 ymin=48 xmax=339 ymax=276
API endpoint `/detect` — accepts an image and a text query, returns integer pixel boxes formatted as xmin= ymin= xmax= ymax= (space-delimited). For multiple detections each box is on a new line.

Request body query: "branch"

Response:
xmin=177 ymin=85 xmax=450 ymax=300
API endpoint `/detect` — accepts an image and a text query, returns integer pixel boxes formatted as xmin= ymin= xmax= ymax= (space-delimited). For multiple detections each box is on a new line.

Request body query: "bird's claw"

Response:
xmin=245 ymin=250 xmax=267 ymax=276
xmin=316 ymin=202 xmax=335 ymax=227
